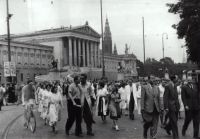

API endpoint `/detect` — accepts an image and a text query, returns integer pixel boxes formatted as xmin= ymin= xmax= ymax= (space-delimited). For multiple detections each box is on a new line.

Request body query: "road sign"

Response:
xmin=10 ymin=62 xmax=16 ymax=76
xmin=4 ymin=61 xmax=16 ymax=77
xmin=4 ymin=62 xmax=10 ymax=77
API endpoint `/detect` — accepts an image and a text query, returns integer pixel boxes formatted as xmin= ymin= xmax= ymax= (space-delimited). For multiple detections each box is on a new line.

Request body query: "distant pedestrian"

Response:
xmin=125 ymin=80 xmax=135 ymax=120
xmin=47 ymin=85 xmax=63 ymax=133
xmin=118 ymin=82 xmax=127 ymax=116
xmin=109 ymin=85 xmax=121 ymax=131
xmin=177 ymin=81 xmax=184 ymax=119
xmin=136 ymin=82 xmax=142 ymax=115
xmin=158 ymin=79 xmax=165 ymax=127
xmin=96 ymin=81 xmax=109 ymax=120
xmin=0 ymin=84 xmax=4 ymax=110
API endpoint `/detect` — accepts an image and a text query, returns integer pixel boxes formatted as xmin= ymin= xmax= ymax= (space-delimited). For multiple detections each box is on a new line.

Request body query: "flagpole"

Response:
xmin=100 ymin=0 xmax=105 ymax=77
xmin=6 ymin=0 xmax=11 ymax=62
xmin=6 ymin=0 xmax=12 ymax=83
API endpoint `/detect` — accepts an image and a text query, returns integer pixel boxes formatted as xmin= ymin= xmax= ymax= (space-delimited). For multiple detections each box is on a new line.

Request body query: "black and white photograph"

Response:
xmin=0 ymin=0 xmax=200 ymax=139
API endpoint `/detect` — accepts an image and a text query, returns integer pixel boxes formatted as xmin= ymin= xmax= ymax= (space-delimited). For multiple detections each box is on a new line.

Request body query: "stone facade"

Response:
xmin=0 ymin=21 xmax=137 ymax=81
xmin=0 ymin=40 xmax=53 ymax=83
xmin=11 ymin=22 xmax=101 ymax=71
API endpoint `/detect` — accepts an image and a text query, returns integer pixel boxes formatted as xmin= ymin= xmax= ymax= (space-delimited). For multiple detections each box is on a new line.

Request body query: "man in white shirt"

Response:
xmin=125 ymin=80 xmax=135 ymax=120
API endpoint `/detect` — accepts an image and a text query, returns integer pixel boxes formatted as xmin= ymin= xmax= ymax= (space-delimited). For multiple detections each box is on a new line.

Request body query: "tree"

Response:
xmin=167 ymin=0 xmax=200 ymax=67
xmin=136 ymin=59 xmax=145 ymax=76
xmin=160 ymin=57 xmax=174 ymax=65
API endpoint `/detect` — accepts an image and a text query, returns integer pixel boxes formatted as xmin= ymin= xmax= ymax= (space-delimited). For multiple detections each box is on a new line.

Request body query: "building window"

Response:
xmin=27 ymin=73 xmax=30 ymax=79
xmin=17 ymin=52 xmax=22 ymax=64
xmin=36 ymin=54 xmax=40 ymax=65
xmin=30 ymin=53 xmax=35 ymax=64
xmin=21 ymin=73 xmax=23 ymax=82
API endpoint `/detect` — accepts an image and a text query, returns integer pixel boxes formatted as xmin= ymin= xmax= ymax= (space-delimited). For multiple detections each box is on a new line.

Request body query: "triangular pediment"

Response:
xmin=71 ymin=25 xmax=101 ymax=38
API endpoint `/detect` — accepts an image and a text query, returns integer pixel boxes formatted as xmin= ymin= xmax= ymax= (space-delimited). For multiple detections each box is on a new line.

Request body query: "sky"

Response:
xmin=0 ymin=0 xmax=186 ymax=63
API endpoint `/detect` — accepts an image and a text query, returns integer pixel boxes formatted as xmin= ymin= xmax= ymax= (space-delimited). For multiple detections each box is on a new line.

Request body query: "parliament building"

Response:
xmin=0 ymin=18 xmax=137 ymax=82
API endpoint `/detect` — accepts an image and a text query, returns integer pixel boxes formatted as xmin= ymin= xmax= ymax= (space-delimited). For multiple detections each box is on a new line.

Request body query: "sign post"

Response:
xmin=4 ymin=61 xmax=16 ymax=77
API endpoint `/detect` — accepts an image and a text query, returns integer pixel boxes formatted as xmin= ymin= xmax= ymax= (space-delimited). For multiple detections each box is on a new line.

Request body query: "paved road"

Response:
xmin=3 ymin=103 xmax=195 ymax=139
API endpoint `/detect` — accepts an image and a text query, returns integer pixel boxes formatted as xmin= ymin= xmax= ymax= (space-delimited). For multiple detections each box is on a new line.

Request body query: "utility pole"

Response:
xmin=6 ymin=0 xmax=12 ymax=83
xmin=100 ymin=0 xmax=105 ymax=77
xmin=162 ymin=33 xmax=168 ymax=59
xmin=142 ymin=17 xmax=145 ymax=64
xmin=6 ymin=0 xmax=11 ymax=62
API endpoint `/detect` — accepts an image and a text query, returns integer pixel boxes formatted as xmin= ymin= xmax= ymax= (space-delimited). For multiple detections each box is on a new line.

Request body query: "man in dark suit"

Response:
xmin=141 ymin=79 xmax=160 ymax=139
xmin=164 ymin=76 xmax=180 ymax=139
xmin=181 ymin=77 xmax=200 ymax=139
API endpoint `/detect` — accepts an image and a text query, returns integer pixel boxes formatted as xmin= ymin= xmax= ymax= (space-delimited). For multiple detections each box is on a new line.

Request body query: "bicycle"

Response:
xmin=24 ymin=102 xmax=36 ymax=133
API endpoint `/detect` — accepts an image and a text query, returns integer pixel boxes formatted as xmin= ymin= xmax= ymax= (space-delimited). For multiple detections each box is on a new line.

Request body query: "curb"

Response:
xmin=1 ymin=114 xmax=23 ymax=139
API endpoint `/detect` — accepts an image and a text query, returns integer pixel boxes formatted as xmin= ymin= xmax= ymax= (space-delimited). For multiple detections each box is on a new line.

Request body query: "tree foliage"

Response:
xmin=136 ymin=57 xmax=197 ymax=78
xmin=167 ymin=0 xmax=200 ymax=66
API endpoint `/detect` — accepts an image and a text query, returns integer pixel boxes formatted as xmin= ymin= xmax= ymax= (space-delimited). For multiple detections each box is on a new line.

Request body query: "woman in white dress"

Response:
xmin=177 ymin=81 xmax=184 ymax=119
xmin=136 ymin=82 xmax=142 ymax=115
xmin=118 ymin=82 xmax=127 ymax=115
xmin=41 ymin=84 xmax=51 ymax=124
xmin=96 ymin=81 xmax=109 ymax=121
xmin=47 ymin=85 xmax=63 ymax=133
xmin=38 ymin=84 xmax=45 ymax=115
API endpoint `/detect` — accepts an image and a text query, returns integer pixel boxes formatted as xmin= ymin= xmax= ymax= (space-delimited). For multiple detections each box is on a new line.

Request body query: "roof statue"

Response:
xmin=125 ymin=43 xmax=129 ymax=55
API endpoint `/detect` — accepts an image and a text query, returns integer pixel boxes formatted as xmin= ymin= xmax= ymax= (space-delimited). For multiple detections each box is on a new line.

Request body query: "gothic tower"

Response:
xmin=103 ymin=18 xmax=112 ymax=55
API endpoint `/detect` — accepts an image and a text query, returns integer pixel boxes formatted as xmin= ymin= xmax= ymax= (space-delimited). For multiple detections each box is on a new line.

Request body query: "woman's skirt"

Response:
xmin=109 ymin=102 xmax=121 ymax=120
xmin=120 ymin=100 xmax=127 ymax=110
xmin=98 ymin=97 xmax=108 ymax=116
xmin=47 ymin=103 xmax=58 ymax=126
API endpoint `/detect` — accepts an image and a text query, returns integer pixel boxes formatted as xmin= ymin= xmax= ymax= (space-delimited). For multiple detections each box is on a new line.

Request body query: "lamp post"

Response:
xmin=142 ymin=17 xmax=145 ymax=64
xmin=100 ymin=0 xmax=105 ymax=77
xmin=6 ymin=0 xmax=12 ymax=83
xmin=162 ymin=33 xmax=168 ymax=59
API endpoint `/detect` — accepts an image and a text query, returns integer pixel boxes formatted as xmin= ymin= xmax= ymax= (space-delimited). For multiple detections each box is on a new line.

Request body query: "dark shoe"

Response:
xmin=87 ymin=132 xmax=95 ymax=136
xmin=143 ymin=132 xmax=147 ymax=139
xmin=182 ymin=129 xmax=186 ymax=136
xmin=143 ymin=136 xmax=147 ymax=139
xmin=164 ymin=127 xmax=171 ymax=135
xmin=75 ymin=134 xmax=84 ymax=137
xmin=65 ymin=130 xmax=69 ymax=136
xmin=52 ymin=125 xmax=55 ymax=132
xmin=193 ymin=136 xmax=200 ymax=139
xmin=92 ymin=120 xmax=96 ymax=124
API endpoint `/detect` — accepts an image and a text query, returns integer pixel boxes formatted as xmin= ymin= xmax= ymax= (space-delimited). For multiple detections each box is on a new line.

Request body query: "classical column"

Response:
xmin=86 ymin=40 xmax=90 ymax=67
xmin=73 ymin=38 xmax=77 ymax=66
xmin=82 ymin=40 xmax=86 ymax=67
xmin=93 ymin=42 xmax=97 ymax=67
xmin=90 ymin=42 xmax=94 ymax=67
xmin=63 ymin=39 xmax=67 ymax=66
xmin=68 ymin=37 xmax=72 ymax=66
xmin=78 ymin=39 xmax=81 ymax=66
xmin=97 ymin=42 xmax=100 ymax=67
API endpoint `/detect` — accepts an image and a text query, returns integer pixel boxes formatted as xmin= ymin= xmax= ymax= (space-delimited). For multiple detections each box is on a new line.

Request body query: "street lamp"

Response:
xmin=6 ymin=0 xmax=12 ymax=83
xmin=100 ymin=0 xmax=105 ymax=78
xmin=6 ymin=0 xmax=11 ymax=62
xmin=162 ymin=33 xmax=168 ymax=59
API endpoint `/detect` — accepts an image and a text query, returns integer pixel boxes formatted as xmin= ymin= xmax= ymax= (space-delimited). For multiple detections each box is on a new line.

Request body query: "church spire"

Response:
xmin=113 ymin=43 xmax=118 ymax=55
xmin=103 ymin=17 xmax=112 ymax=55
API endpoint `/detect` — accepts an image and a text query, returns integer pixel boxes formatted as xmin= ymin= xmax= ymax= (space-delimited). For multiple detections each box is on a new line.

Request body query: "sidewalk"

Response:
xmin=0 ymin=105 xmax=24 ymax=136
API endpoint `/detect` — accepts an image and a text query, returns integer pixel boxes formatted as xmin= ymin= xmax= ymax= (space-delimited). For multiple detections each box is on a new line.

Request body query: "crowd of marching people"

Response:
xmin=1 ymin=73 xmax=199 ymax=139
